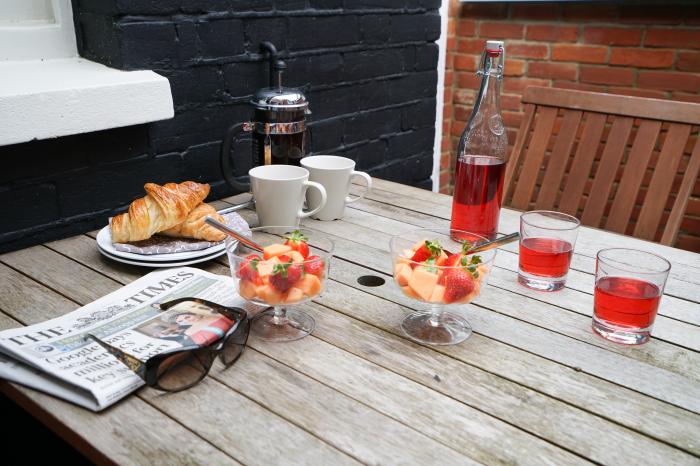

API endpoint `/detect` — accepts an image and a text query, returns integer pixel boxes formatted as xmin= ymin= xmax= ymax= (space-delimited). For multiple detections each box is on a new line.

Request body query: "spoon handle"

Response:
xmin=204 ymin=216 xmax=264 ymax=252
xmin=467 ymin=232 xmax=520 ymax=254
xmin=217 ymin=200 xmax=255 ymax=215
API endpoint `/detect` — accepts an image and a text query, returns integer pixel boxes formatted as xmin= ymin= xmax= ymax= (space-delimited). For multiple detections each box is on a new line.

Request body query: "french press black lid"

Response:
xmin=220 ymin=42 xmax=310 ymax=192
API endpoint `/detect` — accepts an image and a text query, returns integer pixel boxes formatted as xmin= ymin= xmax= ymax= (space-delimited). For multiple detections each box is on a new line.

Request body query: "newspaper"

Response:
xmin=0 ymin=267 xmax=253 ymax=411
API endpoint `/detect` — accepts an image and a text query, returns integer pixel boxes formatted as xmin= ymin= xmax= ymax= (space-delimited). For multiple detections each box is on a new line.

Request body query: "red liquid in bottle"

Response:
xmin=451 ymin=155 xmax=505 ymax=241
xmin=519 ymin=238 xmax=573 ymax=277
xmin=594 ymin=277 xmax=661 ymax=328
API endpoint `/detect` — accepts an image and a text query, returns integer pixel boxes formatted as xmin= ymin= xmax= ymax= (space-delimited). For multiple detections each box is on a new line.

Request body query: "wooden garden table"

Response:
xmin=1 ymin=178 xmax=699 ymax=465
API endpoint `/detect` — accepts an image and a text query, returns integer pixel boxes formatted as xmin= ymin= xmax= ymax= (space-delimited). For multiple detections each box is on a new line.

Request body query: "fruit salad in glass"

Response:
xmin=390 ymin=228 xmax=497 ymax=345
xmin=226 ymin=228 xmax=333 ymax=342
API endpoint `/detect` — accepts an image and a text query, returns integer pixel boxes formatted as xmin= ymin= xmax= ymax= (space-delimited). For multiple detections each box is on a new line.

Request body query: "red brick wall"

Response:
xmin=441 ymin=2 xmax=700 ymax=252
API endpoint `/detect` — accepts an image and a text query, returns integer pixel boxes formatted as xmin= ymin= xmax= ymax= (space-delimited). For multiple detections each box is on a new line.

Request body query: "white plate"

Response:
xmin=97 ymin=243 xmax=227 ymax=268
xmin=96 ymin=225 xmax=227 ymax=262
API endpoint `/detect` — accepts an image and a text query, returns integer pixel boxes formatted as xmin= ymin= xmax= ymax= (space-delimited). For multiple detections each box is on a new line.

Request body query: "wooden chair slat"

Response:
xmin=605 ymin=120 xmax=662 ymax=234
xmin=662 ymin=138 xmax=700 ymax=245
xmin=523 ymin=86 xmax=700 ymax=125
xmin=581 ymin=116 xmax=635 ymax=227
xmin=510 ymin=106 xmax=558 ymax=210
xmin=557 ymin=113 xmax=607 ymax=216
xmin=535 ymin=109 xmax=583 ymax=210
xmin=634 ymin=123 xmax=693 ymax=241
xmin=504 ymin=103 xmax=536 ymax=199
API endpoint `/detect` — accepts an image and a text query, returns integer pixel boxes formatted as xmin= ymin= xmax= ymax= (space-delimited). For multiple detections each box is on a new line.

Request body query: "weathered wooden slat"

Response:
xmin=635 ymin=123 xmax=692 ymax=241
xmin=535 ymin=109 xmax=583 ymax=210
xmin=300 ymin=287 xmax=700 ymax=464
xmin=316 ymin=267 xmax=700 ymax=457
xmin=1 ymin=246 xmax=118 ymax=304
xmin=137 ymin=375 xmax=361 ymax=466
xmin=0 ymin=314 xmax=240 ymax=466
xmin=504 ymin=102 xmax=536 ymax=196
xmin=581 ymin=116 xmax=634 ymax=227
xmin=605 ymin=120 xmax=662 ymax=234
xmin=558 ymin=113 xmax=608 ymax=216
xmin=246 ymin=328 xmax=588 ymax=465
xmin=662 ymin=135 xmax=700 ymax=245
xmin=523 ymin=86 xmax=700 ymax=126
xmin=213 ymin=350 xmax=482 ymax=466
xmin=511 ymin=106 xmax=558 ymax=209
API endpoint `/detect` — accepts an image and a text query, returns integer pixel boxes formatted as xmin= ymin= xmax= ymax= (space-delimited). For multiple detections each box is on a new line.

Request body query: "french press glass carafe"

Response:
xmin=220 ymin=43 xmax=310 ymax=192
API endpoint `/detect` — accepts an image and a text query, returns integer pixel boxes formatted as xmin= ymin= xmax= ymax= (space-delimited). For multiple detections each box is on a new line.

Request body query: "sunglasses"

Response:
xmin=86 ymin=297 xmax=250 ymax=392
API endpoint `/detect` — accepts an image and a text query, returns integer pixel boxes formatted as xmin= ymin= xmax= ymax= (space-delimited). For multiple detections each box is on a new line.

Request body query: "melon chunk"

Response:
xmin=263 ymin=244 xmax=293 ymax=260
xmin=429 ymin=285 xmax=445 ymax=303
xmin=288 ymin=251 xmax=305 ymax=263
xmin=239 ymin=279 xmax=259 ymax=300
xmin=395 ymin=263 xmax=413 ymax=287
xmin=298 ymin=273 xmax=322 ymax=297
xmin=284 ymin=287 xmax=305 ymax=304
xmin=407 ymin=266 xmax=439 ymax=301
xmin=402 ymin=286 xmax=419 ymax=299
xmin=256 ymin=257 xmax=280 ymax=277
xmin=257 ymin=284 xmax=284 ymax=305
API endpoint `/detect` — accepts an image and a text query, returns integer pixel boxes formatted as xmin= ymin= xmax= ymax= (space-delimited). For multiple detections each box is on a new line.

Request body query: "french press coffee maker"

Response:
xmin=220 ymin=42 xmax=310 ymax=191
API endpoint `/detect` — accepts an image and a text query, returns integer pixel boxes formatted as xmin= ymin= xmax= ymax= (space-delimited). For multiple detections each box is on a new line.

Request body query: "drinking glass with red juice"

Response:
xmin=518 ymin=211 xmax=580 ymax=292
xmin=593 ymin=248 xmax=670 ymax=345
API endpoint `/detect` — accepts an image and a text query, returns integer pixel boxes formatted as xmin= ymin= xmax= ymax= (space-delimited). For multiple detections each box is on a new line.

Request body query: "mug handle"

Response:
xmin=345 ymin=171 xmax=372 ymax=204
xmin=299 ymin=181 xmax=327 ymax=218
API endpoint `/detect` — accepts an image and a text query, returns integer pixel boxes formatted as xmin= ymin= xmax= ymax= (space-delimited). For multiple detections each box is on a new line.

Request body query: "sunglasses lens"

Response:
xmin=222 ymin=318 xmax=249 ymax=366
xmin=156 ymin=348 xmax=215 ymax=391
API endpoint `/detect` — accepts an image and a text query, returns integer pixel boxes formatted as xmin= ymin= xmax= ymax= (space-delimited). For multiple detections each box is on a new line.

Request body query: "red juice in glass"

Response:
xmin=519 ymin=238 xmax=573 ymax=277
xmin=594 ymin=277 xmax=661 ymax=329
xmin=450 ymin=155 xmax=505 ymax=241
xmin=592 ymin=248 xmax=670 ymax=345
xmin=517 ymin=211 xmax=580 ymax=292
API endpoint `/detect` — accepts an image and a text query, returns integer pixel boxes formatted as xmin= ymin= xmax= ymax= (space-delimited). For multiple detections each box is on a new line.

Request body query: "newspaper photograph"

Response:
xmin=0 ymin=267 xmax=250 ymax=411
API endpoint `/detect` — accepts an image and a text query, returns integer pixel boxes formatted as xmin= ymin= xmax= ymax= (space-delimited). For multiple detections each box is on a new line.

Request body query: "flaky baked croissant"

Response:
xmin=111 ymin=181 xmax=210 ymax=243
xmin=161 ymin=203 xmax=226 ymax=242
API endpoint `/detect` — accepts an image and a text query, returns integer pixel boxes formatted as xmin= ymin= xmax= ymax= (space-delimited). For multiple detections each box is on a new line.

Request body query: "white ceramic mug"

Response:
xmin=301 ymin=156 xmax=372 ymax=221
xmin=249 ymin=165 xmax=327 ymax=232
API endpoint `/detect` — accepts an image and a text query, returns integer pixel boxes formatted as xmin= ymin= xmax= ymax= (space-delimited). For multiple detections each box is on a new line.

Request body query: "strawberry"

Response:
xmin=304 ymin=255 xmax=325 ymax=277
xmin=237 ymin=254 xmax=262 ymax=283
xmin=270 ymin=261 xmax=303 ymax=292
xmin=443 ymin=269 xmax=475 ymax=304
xmin=284 ymin=230 xmax=310 ymax=258
xmin=443 ymin=253 xmax=462 ymax=268
xmin=410 ymin=240 xmax=442 ymax=266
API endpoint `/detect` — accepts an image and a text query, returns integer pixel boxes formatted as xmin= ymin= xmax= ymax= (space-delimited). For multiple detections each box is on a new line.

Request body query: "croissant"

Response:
xmin=111 ymin=181 xmax=210 ymax=243
xmin=161 ymin=203 xmax=226 ymax=242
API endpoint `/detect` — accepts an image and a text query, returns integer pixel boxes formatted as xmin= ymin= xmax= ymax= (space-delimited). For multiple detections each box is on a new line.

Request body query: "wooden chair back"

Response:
xmin=505 ymin=86 xmax=700 ymax=246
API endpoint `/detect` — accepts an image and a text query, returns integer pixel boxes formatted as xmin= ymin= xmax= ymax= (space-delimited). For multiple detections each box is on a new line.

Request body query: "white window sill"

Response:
xmin=0 ymin=57 xmax=174 ymax=146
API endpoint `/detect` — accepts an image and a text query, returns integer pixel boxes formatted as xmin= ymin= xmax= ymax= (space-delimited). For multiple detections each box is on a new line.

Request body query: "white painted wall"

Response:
xmin=0 ymin=0 xmax=78 ymax=61
xmin=431 ymin=0 xmax=449 ymax=192
xmin=0 ymin=0 xmax=174 ymax=146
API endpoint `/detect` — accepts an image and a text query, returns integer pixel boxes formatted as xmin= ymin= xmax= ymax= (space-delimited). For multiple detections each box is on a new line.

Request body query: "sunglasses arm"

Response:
xmin=85 ymin=335 xmax=148 ymax=381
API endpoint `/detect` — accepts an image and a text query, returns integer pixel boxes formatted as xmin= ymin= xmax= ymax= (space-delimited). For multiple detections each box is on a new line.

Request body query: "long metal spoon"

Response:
xmin=204 ymin=216 xmax=264 ymax=252
xmin=465 ymin=232 xmax=520 ymax=254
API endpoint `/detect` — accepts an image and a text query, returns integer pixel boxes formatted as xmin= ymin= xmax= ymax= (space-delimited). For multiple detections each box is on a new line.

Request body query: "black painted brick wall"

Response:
xmin=0 ymin=0 xmax=441 ymax=253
